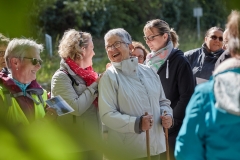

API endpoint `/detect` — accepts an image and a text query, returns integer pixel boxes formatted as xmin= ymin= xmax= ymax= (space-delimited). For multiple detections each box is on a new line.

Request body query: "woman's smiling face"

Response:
xmin=205 ymin=29 xmax=223 ymax=52
xmin=105 ymin=35 xmax=130 ymax=63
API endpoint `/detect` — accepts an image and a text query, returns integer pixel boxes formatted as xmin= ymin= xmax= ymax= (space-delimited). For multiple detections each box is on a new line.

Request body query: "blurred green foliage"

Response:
xmin=0 ymin=117 xmax=79 ymax=160
xmin=0 ymin=0 xmax=33 ymax=38
xmin=36 ymin=0 xmax=230 ymax=39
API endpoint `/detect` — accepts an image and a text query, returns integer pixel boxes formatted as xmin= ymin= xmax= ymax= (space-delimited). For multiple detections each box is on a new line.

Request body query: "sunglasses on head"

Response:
xmin=210 ymin=35 xmax=223 ymax=42
xmin=79 ymin=31 xmax=83 ymax=46
xmin=23 ymin=57 xmax=43 ymax=65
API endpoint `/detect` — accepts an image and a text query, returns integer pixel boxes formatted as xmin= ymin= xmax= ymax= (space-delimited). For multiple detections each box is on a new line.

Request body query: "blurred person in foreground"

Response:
xmin=175 ymin=10 xmax=240 ymax=160
xmin=185 ymin=26 xmax=224 ymax=84
xmin=51 ymin=29 xmax=103 ymax=160
xmin=215 ymin=28 xmax=231 ymax=69
xmin=98 ymin=28 xmax=173 ymax=160
xmin=0 ymin=38 xmax=57 ymax=126
xmin=0 ymin=114 xmax=78 ymax=160
xmin=143 ymin=19 xmax=195 ymax=160
xmin=0 ymin=33 xmax=10 ymax=72
xmin=131 ymin=41 xmax=149 ymax=64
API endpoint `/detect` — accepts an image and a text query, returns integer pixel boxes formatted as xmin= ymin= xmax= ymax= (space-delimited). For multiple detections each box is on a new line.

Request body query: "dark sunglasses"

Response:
xmin=23 ymin=57 xmax=43 ymax=65
xmin=210 ymin=35 xmax=223 ymax=42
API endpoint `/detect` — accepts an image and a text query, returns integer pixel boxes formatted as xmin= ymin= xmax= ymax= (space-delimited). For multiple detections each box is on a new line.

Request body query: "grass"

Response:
xmin=37 ymin=30 xmax=203 ymax=91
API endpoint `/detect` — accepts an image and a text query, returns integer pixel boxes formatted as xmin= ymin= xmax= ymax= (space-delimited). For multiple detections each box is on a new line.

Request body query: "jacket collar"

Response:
xmin=60 ymin=58 xmax=76 ymax=76
xmin=0 ymin=72 xmax=42 ymax=94
xmin=202 ymin=43 xmax=224 ymax=58
xmin=213 ymin=58 xmax=240 ymax=75
xmin=112 ymin=57 xmax=138 ymax=77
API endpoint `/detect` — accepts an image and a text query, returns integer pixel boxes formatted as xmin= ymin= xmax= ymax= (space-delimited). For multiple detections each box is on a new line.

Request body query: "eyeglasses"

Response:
xmin=106 ymin=41 xmax=126 ymax=51
xmin=0 ymin=51 xmax=5 ymax=57
xmin=210 ymin=35 xmax=223 ymax=42
xmin=137 ymin=55 xmax=144 ymax=60
xmin=143 ymin=34 xmax=162 ymax=41
xmin=23 ymin=57 xmax=43 ymax=65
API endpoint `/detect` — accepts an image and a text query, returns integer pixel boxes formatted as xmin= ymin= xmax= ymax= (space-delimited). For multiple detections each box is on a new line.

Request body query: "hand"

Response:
xmin=96 ymin=72 xmax=105 ymax=83
xmin=141 ymin=115 xmax=153 ymax=131
xmin=44 ymin=107 xmax=58 ymax=121
xmin=106 ymin=63 xmax=111 ymax=69
xmin=161 ymin=115 xmax=172 ymax=129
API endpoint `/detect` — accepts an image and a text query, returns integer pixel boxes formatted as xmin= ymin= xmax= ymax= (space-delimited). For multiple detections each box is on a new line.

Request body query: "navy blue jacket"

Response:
xmin=157 ymin=49 xmax=195 ymax=136
xmin=184 ymin=44 xmax=224 ymax=81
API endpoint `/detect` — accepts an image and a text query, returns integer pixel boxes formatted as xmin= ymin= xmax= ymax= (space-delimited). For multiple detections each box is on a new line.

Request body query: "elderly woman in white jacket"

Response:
xmin=51 ymin=29 xmax=102 ymax=160
xmin=98 ymin=28 xmax=173 ymax=160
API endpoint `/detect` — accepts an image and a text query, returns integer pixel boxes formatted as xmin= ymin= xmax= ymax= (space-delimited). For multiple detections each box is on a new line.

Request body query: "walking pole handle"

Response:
xmin=145 ymin=112 xmax=151 ymax=160
xmin=164 ymin=111 xmax=170 ymax=160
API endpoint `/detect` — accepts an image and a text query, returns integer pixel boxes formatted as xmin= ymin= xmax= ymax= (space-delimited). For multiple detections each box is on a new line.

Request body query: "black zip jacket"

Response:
xmin=157 ymin=49 xmax=195 ymax=135
xmin=215 ymin=50 xmax=231 ymax=69
xmin=184 ymin=44 xmax=224 ymax=81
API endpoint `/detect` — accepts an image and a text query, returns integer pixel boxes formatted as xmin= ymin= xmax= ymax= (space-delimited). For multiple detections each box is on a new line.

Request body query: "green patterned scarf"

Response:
xmin=145 ymin=41 xmax=173 ymax=72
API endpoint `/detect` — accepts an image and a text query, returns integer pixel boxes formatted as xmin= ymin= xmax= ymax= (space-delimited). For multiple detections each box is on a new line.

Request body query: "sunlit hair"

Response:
xmin=143 ymin=19 xmax=179 ymax=48
xmin=58 ymin=29 xmax=91 ymax=60
xmin=132 ymin=41 xmax=149 ymax=61
xmin=104 ymin=28 xmax=132 ymax=45
xmin=0 ymin=33 xmax=10 ymax=46
xmin=226 ymin=10 xmax=240 ymax=57
xmin=205 ymin=26 xmax=224 ymax=37
xmin=4 ymin=38 xmax=43 ymax=70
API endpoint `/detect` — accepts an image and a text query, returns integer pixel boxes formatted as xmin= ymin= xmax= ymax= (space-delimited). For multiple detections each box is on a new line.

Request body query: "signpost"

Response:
xmin=193 ymin=7 xmax=203 ymax=39
xmin=45 ymin=34 xmax=52 ymax=57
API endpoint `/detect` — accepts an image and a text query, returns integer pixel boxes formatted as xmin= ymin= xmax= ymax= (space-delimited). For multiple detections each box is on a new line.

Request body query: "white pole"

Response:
xmin=197 ymin=16 xmax=200 ymax=40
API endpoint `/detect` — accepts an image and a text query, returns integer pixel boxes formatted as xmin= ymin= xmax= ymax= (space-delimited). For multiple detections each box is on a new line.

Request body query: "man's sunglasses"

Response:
xmin=210 ymin=35 xmax=223 ymax=42
xmin=23 ymin=57 xmax=43 ymax=65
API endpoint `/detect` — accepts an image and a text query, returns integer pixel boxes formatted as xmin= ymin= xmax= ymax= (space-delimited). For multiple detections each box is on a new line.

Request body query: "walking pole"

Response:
xmin=164 ymin=111 xmax=170 ymax=160
xmin=145 ymin=112 xmax=151 ymax=160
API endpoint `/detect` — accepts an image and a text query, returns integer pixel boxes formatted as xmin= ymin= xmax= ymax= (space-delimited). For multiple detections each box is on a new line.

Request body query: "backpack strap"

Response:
xmin=60 ymin=69 xmax=79 ymax=86
xmin=0 ymin=73 xmax=12 ymax=109
xmin=11 ymin=92 xmax=42 ymax=105
xmin=59 ymin=69 xmax=78 ymax=124
xmin=1 ymin=86 xmax=12 ymax=110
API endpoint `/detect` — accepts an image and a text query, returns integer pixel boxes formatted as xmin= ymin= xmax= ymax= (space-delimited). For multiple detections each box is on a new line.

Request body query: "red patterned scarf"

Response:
xmin=65 ymin=57 xmax=98 ymax=107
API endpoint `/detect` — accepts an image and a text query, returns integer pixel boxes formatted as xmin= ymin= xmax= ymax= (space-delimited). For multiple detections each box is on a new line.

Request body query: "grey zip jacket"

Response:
xmin=99 ymin=57 xmax=172 ymax=159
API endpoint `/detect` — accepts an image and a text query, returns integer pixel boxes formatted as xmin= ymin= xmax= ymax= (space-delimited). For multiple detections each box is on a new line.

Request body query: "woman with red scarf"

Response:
xmin=51 ymin=29 xmax=102 ymax=160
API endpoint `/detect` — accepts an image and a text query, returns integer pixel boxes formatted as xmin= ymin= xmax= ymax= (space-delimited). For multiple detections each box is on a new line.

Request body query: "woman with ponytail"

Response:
xmin=143 ymin=19 xmax=195 ymax=160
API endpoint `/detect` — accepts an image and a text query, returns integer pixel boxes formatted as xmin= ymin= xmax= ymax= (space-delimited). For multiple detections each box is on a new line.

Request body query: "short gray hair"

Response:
xmin=104 ymin=28 xmax=132 ymax=45
xmin=4 ymin=38 xmax=43 ymax=70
